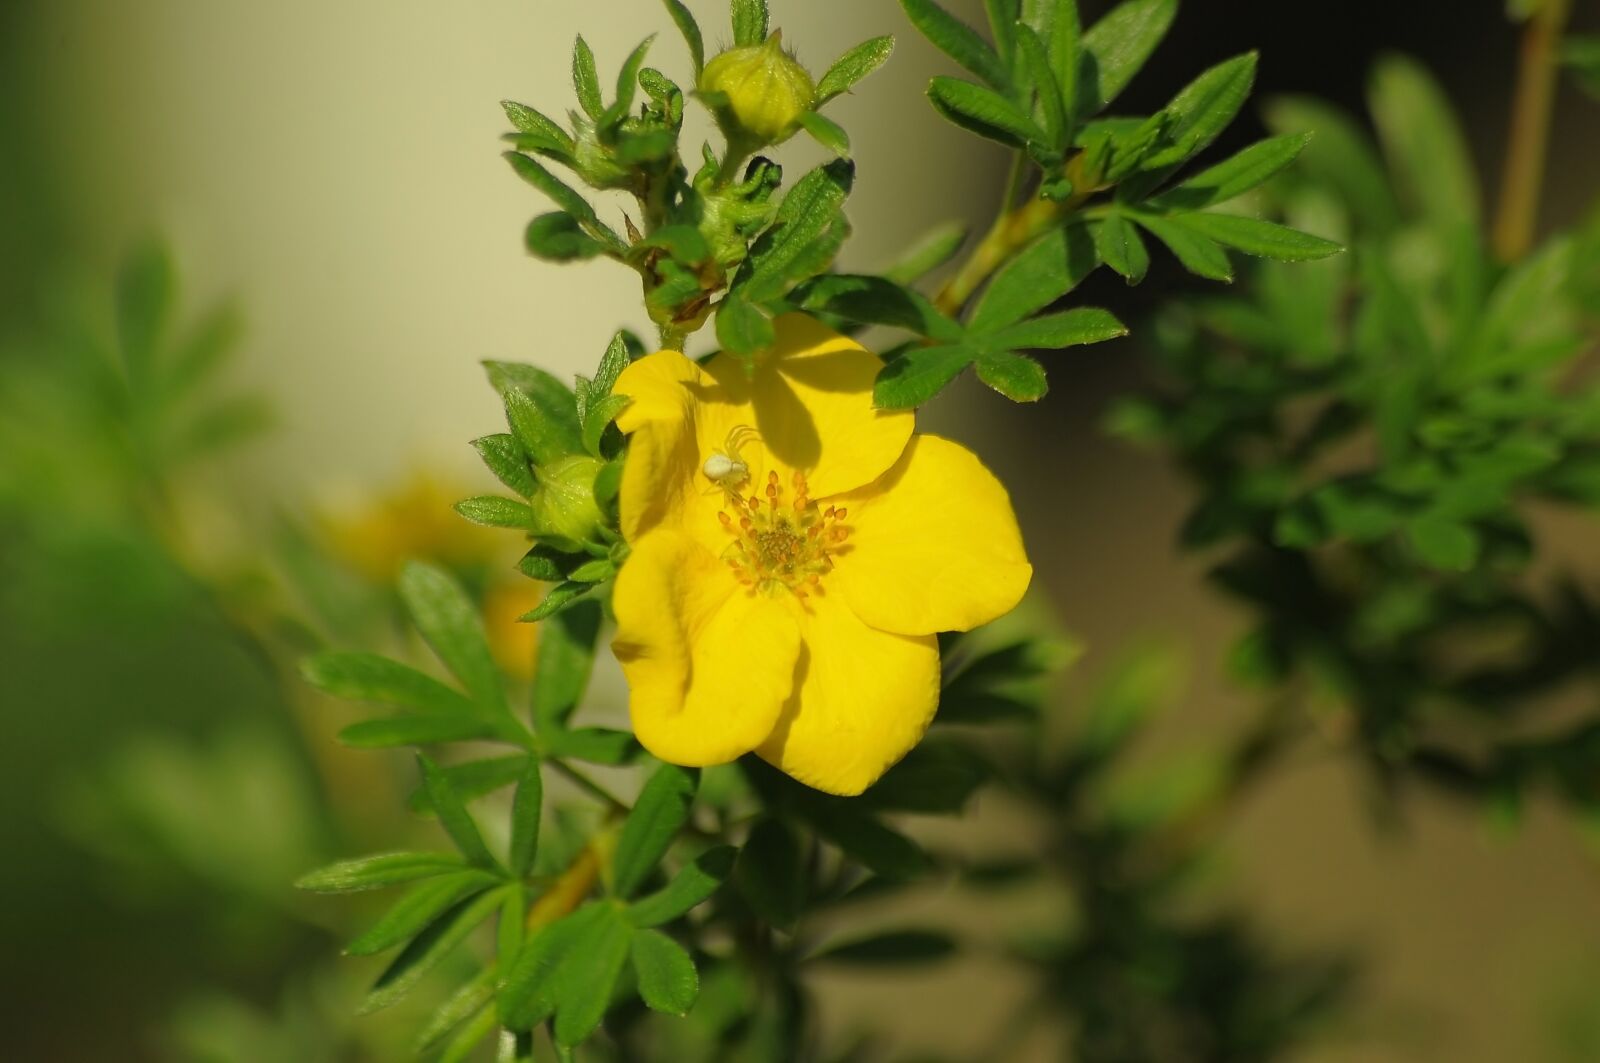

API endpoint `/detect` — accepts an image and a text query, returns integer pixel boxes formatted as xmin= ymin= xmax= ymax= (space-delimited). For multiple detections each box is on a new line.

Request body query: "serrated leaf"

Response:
xmin=1134 ymin=214 xmax=1233 ymax=280
xmin=968 ymin=222 xmax=1099 ymax=330
xmin=980 ymin=306 xmax=1127 ymax=350
xmin=1094 ymin=213 xmax=1150 ymax=282
xmin=531 ymin=598 xmax=603 ymax=731
xmin=454 ymin=495 xmax=535 ymax=529
xmin=975 ymin=351 xmax=1048 ymax=401
xmin=734 ymin=818 xmax=805 ymax=927
xmin=1078 ymin=0 xmax=1176 ymax=114
xmin=927 ymin=76 xmax=1045 ymax=148
xmin=297 ymin=852 xmax=467 ymax=894
xmin=731 ymin=0 xmax=769 ymax=46
xmin=525 ymin=213 xmax=607 ymax=262
xmin=816 ymin=35 xmax=896 ymax=103
xmin=419 ymin=754 xmax=503 ymax=870
xmin=361 ymin=887 xmax=507 ymax=1013
xmin=613 ymin=765 xmax=699 ymax=898
xmin=631 ymin=930 xmax=699 ymax=1015
xmin=346 ymin=870 xmax=501 ymax=955
xmin=627 ymin=845 xmax=737 ymax=927
xmin=472 ymin=433 xmax=537 ymax=497
xmin=901 ymin=0 xmax=1011 ymax=90
xmin=1368 ymin=53 xmax=1479 ymax=228
xmin=872 ymin=344 xmax=976 ymax=409
xmin=660 ymin=0 xmax=704 ymax=75
xmin=1149 ymin=133 xmax=1311 ymax=211
xmin=338 ymin=715 xmax=502 ymax=749
xmin=1178 ymin=212 xmax=1344 ymax=262
xmin=572 ymin=36 xmax=603 ymax=119
xmin=400 ymin=561 xmax=508 ymax=715
xmin=302 ymin=652 xmax=478 ymax=716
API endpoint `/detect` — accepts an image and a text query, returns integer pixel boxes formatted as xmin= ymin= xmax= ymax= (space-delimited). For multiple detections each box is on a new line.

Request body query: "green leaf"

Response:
xmin=1367 ymin=53 xmax=1479 ymax=228
xmin=572 ymin=36 xmax=604 ymax=119
xmin=1149 ymin=133 xmax=1310 ymax=211
xmin=980 ymin=306 xmax=1126 ymax=350
xmin=799 ymin=111 xmax=851 ymax=157
xmin=872 ymin=344 xmax=976 ymax=409
xmin=520 ymin=581 xmax=595 ymax=622
xmin=116 ymin=238 xmax=174 ymax=387
xmin=1015 ymin=23 xmax=1067 ymax=148
xmin=1178 ymin=212 xmax=1344 ymax=262
xmin=602 ymin=36 xmax=656 ymax=127
xmin=454 ymin=495 xmax=535 ymax=529
xmin=498 ymin=882 xmax=526 ymax=967
xmin=731 ymin=0 xmax=769 ymax=47
xmin=437 ymin=1006 xmax=496 ymax=1063
xmin=927 ymin=76 xmax=1045 ymax=148
xmin=581 ymin=392 xmax=630 ymax=457
xmin=531 ymin=598 xmax=603 ymax=731
xmin=361 ymin=886 xmax=507 ymax=1013
xmin=504 ymin=153 xmax=624 ymax=254
xmin=660 ymin=0 xmax=705 ymax=75
xmin=502 ymin=101 xmax=575 ymax=158
xmin=301 ymin=651 xmax=478 ymax=716
xmin=166 ymin=301 xmax=243 ymax=398
xmin=984 ymin=0 xmax=1019 ymax=63
xmin=400 ymin=561 xmax=508 ymax=715
xmin=410 ymin=755 xmax=531 ymax=815
xmin=735 ymin=159 xmax=856 ymax=304
xmin=627 ymin=845 xmax=737 ymax=927
xmin=296 ymin=852 xmax=467 ymax=894
xmin=613 ymin=764 xmax=699 ymax=897
xmin=975 ymin=351 xmax=1048 ymax=400
xmin=793 ymin=274 xmax=962 ymax=340
xmin=900 ymin=0 xmax=1012 ymax=90
xmin=631 ymin=930 xmax=699 ymax=1015
xmin=1078 ymin=0 xmax=1176 ymax=114
xmin=1094 ymin=213 xmax=1150 ymax=282
xmin=812 ymin=929 xmax=957 ymax=965
xmin=816 ymin=35 xmax=896 ymax=103
xmin=593 ymin=332 xmax=632 ymax=398
xmin=1134 ymin=214 xmax=1233 ymax=280
xmin=509 ymin=757 xmax=544 ymax=877
xmin=525 ymin=213 xmax=607 ymax=262
xmin=809 ymin=805 xmax=932 ymax=879
xmin=1137 ymin=52 xmax=1257 ymax=174
xmin=716 ymin=296 xmax=775 ymax=356
xmin=501 ymin=905 xmax=606 ymax=1029
xmin=419 ymin=754 xmax=503 ymax=870
xmin=968 ymin=222 xmax=1099 ymax=330
xmin=1030 ymin=0 xmax=1081 ymax=123
xmin=1407 ymin=515 xmax=1481 ymax=571
xmin=338 ymin=715 xmax=503 ymax=749
xmin=488 ymin=361 xmax=585 ymax=466
xmin=471 ymin=433 xmax=536 ymax=498
xmin=883 ymin=222 xmax=968 ymax=284
xmin=551 ymin=905 xmax=633 ymax=1046
xmin=1263 ymin=96 xmax=1400 ymax=232
xmin=734 ymin=818 xmax=805 ymax=927
xmin=346 ymin=870 xmax=500 ymax=955
xmin=547 ymin=727 xmax=640 ymax=764
xmin=415 ymin=971 xmax=497 ymax=1056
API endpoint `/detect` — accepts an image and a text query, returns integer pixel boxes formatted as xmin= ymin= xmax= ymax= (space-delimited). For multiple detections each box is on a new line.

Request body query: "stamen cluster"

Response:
xmin=717 ymin=469 xmax=849 ymax=597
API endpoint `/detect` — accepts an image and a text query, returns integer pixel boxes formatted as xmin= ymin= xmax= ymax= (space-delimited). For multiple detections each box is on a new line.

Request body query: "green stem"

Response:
xmin=934 ymin=194 xmax=1074 ymax=317
xmin=658 ymin=322 xmax=688 ymax=351
xmin=548 ymin=758 xmax=630 ymax=816
xmin=1492 ymin=0 xmax=1573 ymax=262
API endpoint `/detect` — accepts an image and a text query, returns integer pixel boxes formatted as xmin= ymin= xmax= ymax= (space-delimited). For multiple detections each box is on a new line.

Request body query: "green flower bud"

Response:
xmin=532 ymin=455 xmax=606 ymax=547
xmin=699 ymin=31 xmax=815 ymax=148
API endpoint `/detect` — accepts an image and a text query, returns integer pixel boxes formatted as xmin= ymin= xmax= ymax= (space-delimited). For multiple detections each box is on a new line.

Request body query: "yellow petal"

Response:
xmin=613 ymin=531 xmax=802 ymax=766
xmin=833 ymin=434 xmax=1032 ymax=636
xmin=613 ymin=349 xmax=713 ymax=435
xmin=705 ymin=314 xmax=913 ymax=498
xmin=757 ymin=589 xmax=939 ymax=795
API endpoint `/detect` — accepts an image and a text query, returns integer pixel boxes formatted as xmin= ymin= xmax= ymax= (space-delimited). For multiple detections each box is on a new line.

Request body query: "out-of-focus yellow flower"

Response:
xmin=699 ymin=30 xmax=815 ymax=147
xmin=322 ymin=474 xmax=495 ymax=586
xmin=610 ymin=315 xmax=1032 ymax=795
xmin=484 ymin=579 xmax=543 ymax=681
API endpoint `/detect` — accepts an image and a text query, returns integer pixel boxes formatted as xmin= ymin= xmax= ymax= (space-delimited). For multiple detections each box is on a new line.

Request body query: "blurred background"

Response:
xmin=3 ymin=0 xmax=1599 ymax=1060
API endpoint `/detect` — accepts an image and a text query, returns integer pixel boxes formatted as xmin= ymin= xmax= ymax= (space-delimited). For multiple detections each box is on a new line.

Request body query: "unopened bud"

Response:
xmin=699 ymin=31 xmax=815 ymax=148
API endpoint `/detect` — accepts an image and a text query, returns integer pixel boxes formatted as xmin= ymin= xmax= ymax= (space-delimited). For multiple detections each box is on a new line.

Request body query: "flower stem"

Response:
xmin=549 ymin=758 xmax=631 ymax=816
xmin=1492 ymin=0 xmax=1573 ymax=262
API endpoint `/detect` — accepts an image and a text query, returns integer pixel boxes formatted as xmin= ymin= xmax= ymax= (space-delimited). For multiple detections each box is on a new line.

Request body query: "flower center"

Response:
xmin=717 ymin=470 xmax=849 ymax=598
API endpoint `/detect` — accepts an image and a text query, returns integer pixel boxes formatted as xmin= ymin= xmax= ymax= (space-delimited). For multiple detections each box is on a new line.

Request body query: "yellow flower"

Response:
xmin=610 ymin=315 xmax=1032 ymax=795
xmin=699 ymin=31 xmax=816 ymax=147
